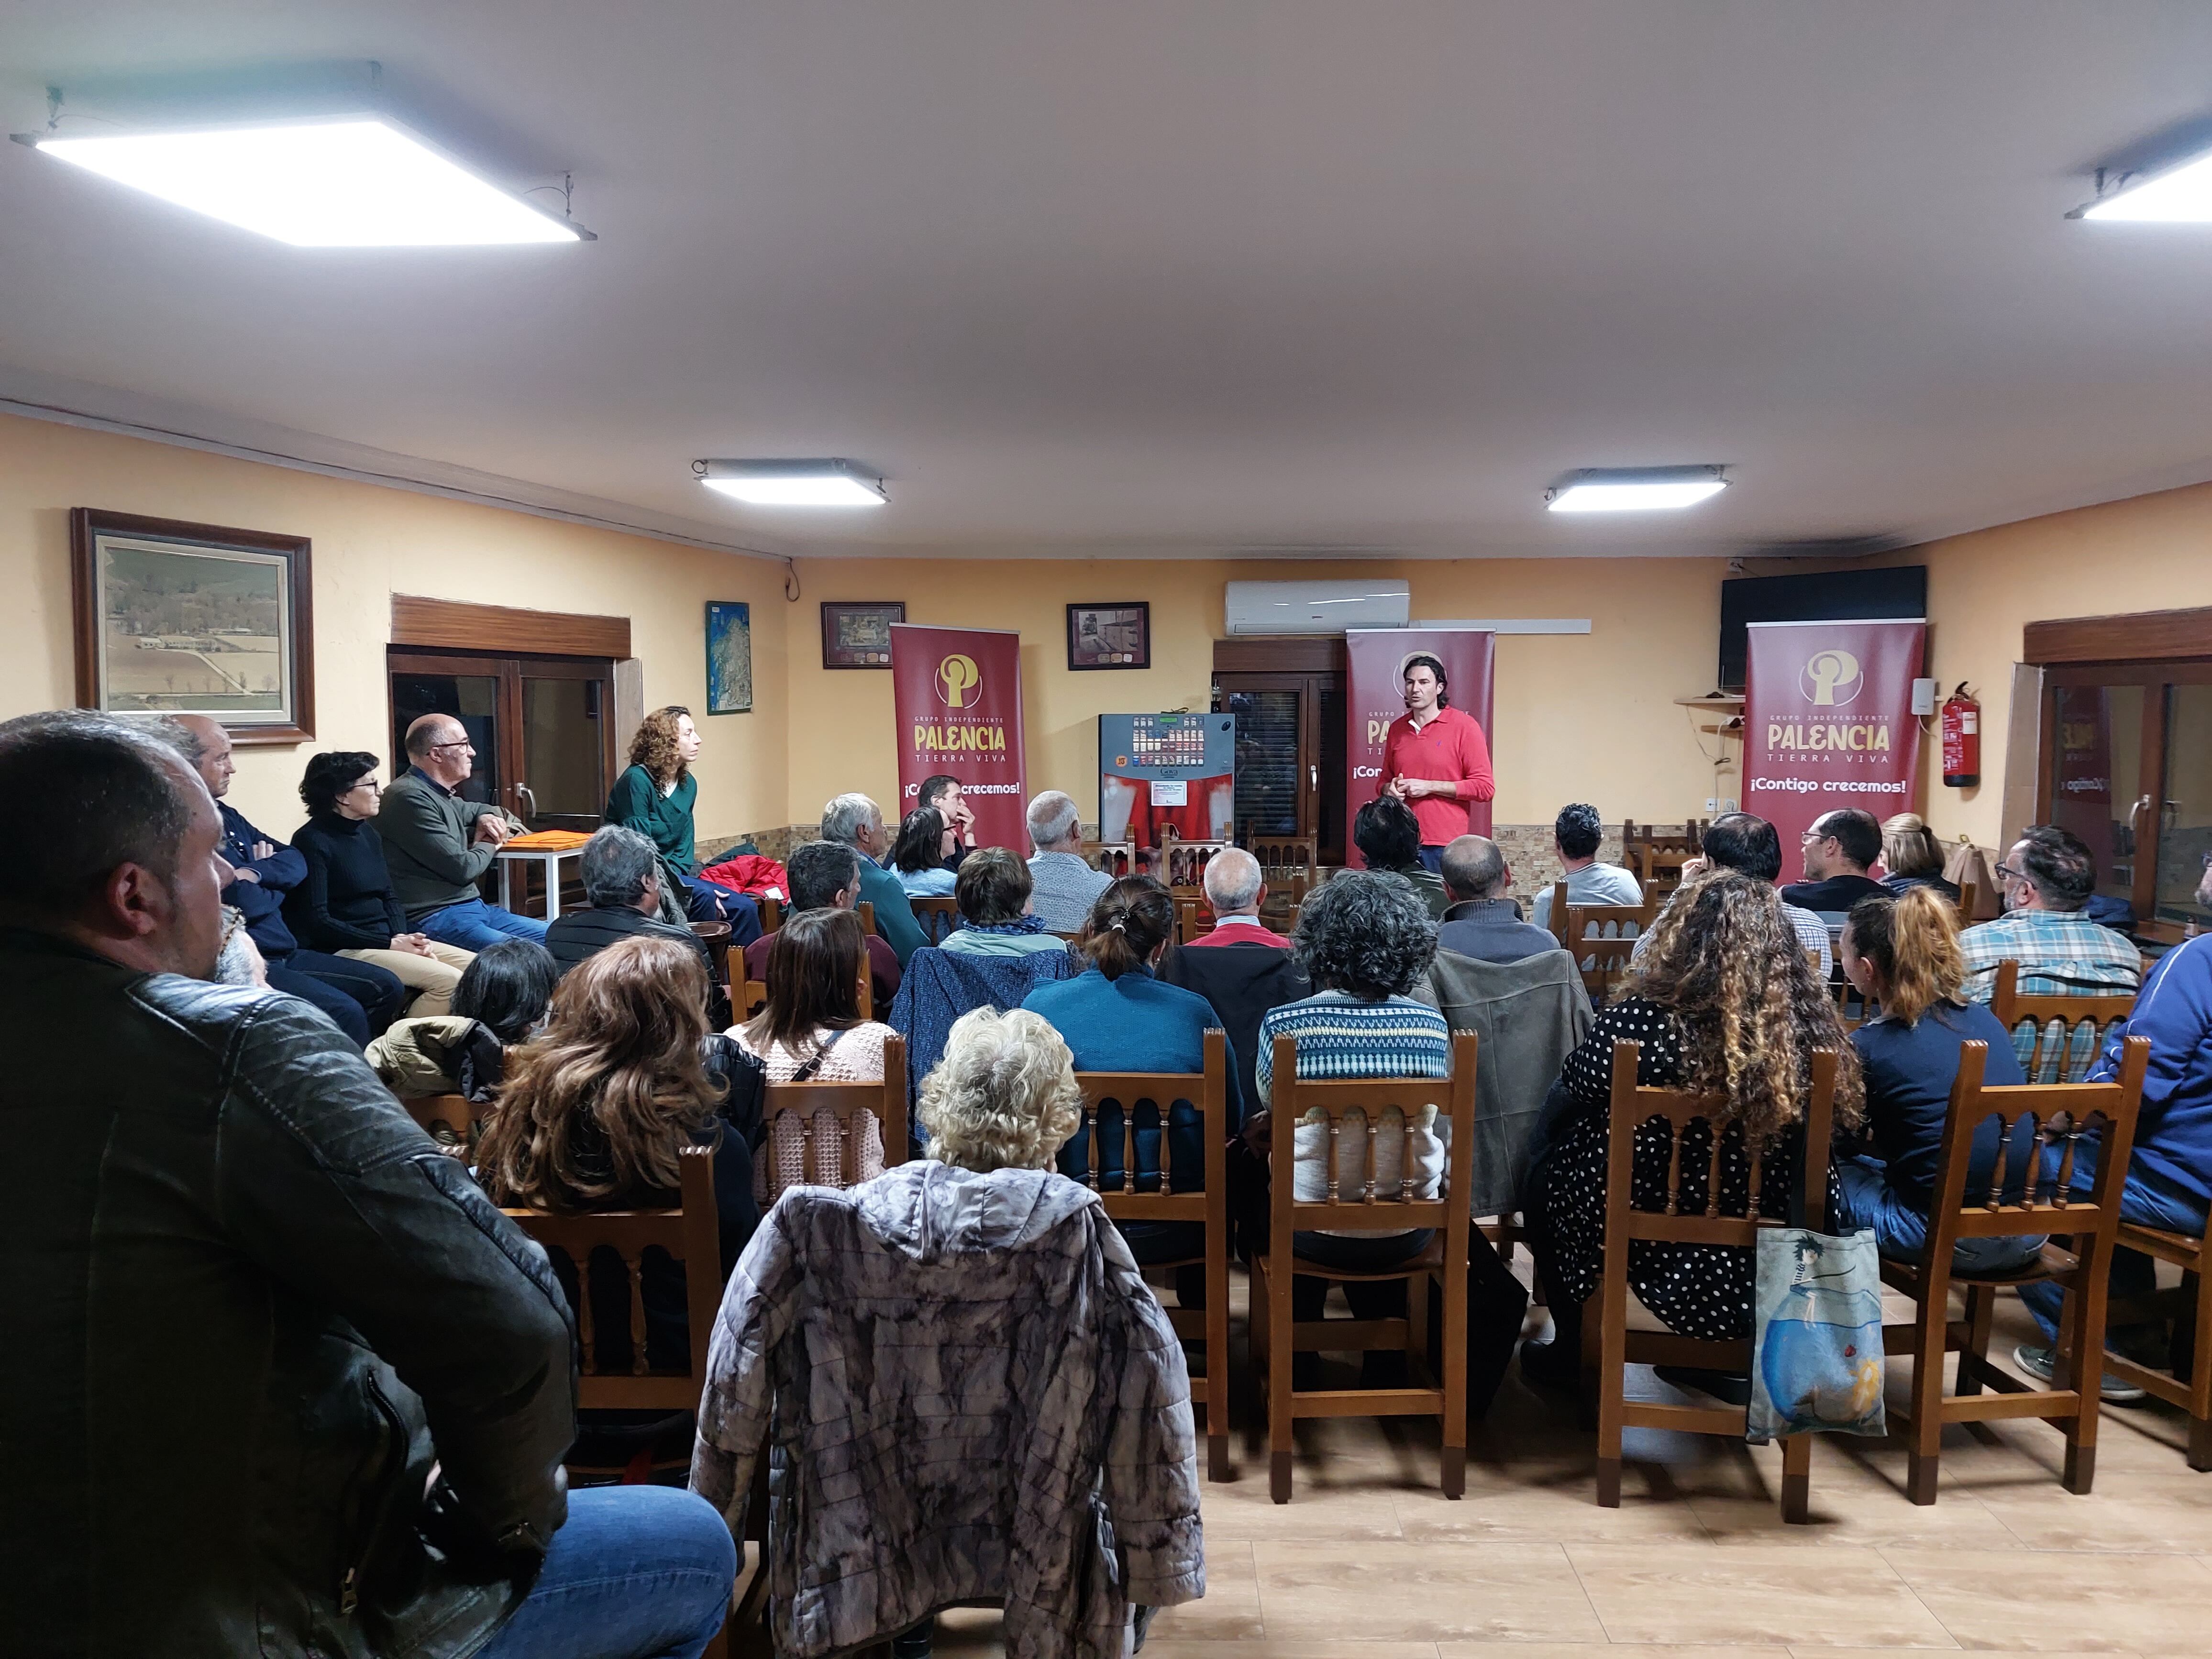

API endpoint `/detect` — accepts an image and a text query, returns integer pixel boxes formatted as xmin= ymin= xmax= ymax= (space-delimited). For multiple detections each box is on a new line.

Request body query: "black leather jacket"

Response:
xmin=0 ymin=930 xmax=577 ymax=1659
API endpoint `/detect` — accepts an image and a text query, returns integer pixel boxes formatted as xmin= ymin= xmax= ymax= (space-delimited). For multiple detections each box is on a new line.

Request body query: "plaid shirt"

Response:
xmin=1959 ymin=909 xmax=2141 ymax=1080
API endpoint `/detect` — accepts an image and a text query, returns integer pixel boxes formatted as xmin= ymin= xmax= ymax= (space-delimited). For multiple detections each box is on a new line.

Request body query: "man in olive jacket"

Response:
xmin=0 ymin=712 xmax=733 ymax=1659
xmin=377 ymin=712 xmax=549 ymax=951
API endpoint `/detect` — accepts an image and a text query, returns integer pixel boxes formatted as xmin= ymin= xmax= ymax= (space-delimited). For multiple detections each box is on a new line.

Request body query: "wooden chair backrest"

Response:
xmin=1636 ymin=845 xmax=1697 ymax=895
xmin=756 ymin=896 xmax=783 ymax=933
xmin=1074 ymin=1029 xmax=1228 ymax=1222
xmin=1267 ymin=1031 xmax=1478 ymax=1248
xmin=757 ymin=1034 xmax=910 ymax=1185
xmin=407 ymin=1092 xmax=496 ymax=1155
xmin=1923 ymin=1037 xmax=2148 ymax=1250
xmin=858 ymin=899 xmax=875 ymax=938
xmin=503 ymin=1143 xmax=720 ymax=1412
xmin=1249 ymin=834 xmax=1319 ymax=885
xmin=1550 ymin=891 xmax=1659 ymax=1004
xmin=1958 ymin=881 xmax=1979 ymax=926
xmin=1624 ymin=818 xmax=1706 ymax=860
xmin=1604 ymin=1040 xmax=1838 ymax=1251
xmin=1990 ymin=958 xmax=2139 ymax=1084
xmin=909 ymin=894 xmax=961 ymax=945
xmin=1175 ymin=897 xmax=1214 ymax=945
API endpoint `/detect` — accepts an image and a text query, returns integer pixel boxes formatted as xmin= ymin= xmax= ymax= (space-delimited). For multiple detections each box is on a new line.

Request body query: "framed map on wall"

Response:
xmin=705 ymin=600 xmax=752 ymax=714
xmin=70 ymin=507 xmax=316 ymax=744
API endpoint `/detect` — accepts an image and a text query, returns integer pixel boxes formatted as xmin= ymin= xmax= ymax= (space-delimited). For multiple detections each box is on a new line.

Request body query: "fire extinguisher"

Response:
xmin=1941 ymin=683 xmax=1980 ymax=788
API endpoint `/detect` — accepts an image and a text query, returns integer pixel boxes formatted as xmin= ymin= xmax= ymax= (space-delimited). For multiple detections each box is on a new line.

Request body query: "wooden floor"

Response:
xmin=927 ymin=1264 xmax=2212 ymax=1659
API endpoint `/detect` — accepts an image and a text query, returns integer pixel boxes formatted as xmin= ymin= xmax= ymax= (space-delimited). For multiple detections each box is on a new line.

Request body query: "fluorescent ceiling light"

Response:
xmin=1547 ymin=466 xmax=1728 ymax=513
xmin=2071 ymin=152 xmax=2212 ymax=222
xmin=18 ymin=117 xmax=582 ymax=246
xmin=698 ymin=460 xmax=887 ymax=508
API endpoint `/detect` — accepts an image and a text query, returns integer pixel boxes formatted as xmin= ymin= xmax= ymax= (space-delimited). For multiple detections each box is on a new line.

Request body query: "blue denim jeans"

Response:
xmin=417 ymin=898 xmax=551 ymax=951
xmin=1832 ymin=1154 xmax=2046 ymax=1275
xmin=1416 ymin=846 xmax=1445 ymax=874
xmin=678 ymin=874 xmax=763 ymax=946
xmin=2018 ymin=1143 xmax=2211 ymax=1347
xmin=476 ymin=1485 xmax=736 ymax=1659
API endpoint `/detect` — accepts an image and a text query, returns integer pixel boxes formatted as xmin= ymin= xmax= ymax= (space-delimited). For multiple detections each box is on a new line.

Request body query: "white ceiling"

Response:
xmin=7 ymin=1 xmax=2212 ymax=561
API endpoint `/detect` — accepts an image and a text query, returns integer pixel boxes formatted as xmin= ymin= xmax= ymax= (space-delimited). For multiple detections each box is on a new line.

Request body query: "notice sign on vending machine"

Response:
xmin=1098 ymin=712 xmax=1236 ymax=847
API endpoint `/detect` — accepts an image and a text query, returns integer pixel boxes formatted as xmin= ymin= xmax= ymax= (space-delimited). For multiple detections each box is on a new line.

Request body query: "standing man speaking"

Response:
xmin=1380 ymin=653 xmax=1495 ymax=874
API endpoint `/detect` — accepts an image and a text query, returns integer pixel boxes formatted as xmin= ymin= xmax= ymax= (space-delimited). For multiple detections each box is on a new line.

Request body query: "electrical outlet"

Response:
xmin=1705 ymin=797 xmax=1719 ymax=813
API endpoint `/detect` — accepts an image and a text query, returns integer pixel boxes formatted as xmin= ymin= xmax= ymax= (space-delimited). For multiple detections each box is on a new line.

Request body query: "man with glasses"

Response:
xmin=378 ymin=714 xmax=549 ymax=950
xmin=1780 ymin=808 xmax=1888 ymax=917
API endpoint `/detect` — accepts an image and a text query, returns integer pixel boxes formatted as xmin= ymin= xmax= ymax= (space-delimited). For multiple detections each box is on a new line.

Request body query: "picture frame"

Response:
xmin=820 ymin=600 xmax=906 ymax=669
xmin=1067 ymin=602 xmax=1150 ymax=671
xmin=705 ymin=600 xmax=753 ymax=714
xmin=69 ymin=507 xmax=315 ymax=744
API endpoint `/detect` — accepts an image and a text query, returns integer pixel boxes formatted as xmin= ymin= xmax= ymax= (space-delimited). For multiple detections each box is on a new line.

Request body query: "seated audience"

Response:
xmin=0 ymin=710 xmax=730 ymax=1659
xmin=820 ymin=793 xmax=930 ymax=965
xmin=1634 ymin=811 xmax=1832 ymax=973
xmin=1524 ymin=868 xmax=1861 ymax=1391
xmin=1880 ymin=812 xmax=1963 ymax=904
xmin=1834 ymin=888 xmax=2041 ymax=1273
xmin=1351 ymin=796 xmax=1449 ymax=919
xmin=889 ymin=807 xmax=961 ymax=896
xmin=288 ymin=750 xmax=475 ymax=1017
xmin=1186 ymin=846 xmax=1291 ymax=946
xmin=941 ymin=848 xmax=1072 ymax=957
xmin=367 ymin=938 xmax=559 ymax=1101
xmin=455 ymin=936 xmax=561 ymax=1042
xmin=1529 ymin=802 xmax=1644 ymax=933
xmin=1024 ymin=789 xmax=1112 ymax=931
xmin=1437 ymin=833 xmax=1561 ymax=962
xmin=1026 ymin=877 xmax=1236 ymax=1283
xmin=1245 ymin=869 xmax=1528 ymax=1407
xmin=741 ymin=839 xmax=902 ymax=1011
xmin=478 ymin=934 xmax=765 ymax=1371
xmin=918 ymin=773 xmax=977 ymax=869
xmin=546 ymin=825 xmax=719 ymax=993
xmin=2013 ymin=854 xmax=2212 ymax=1395
xmin=1781 ymin=807 xmax=1889 ymax=916
xmin=731 ymin=907 xmax=899 ymax=1201
xmin=163 ymin=713 xmax=403 ymax=1045
xmin=378 ymin=713 xmax=548 ymax=949
xmin=607 ymin=705 xmax=761 ymax=938
xmin=688 ymin=1005 xmax=1202 ymax=1659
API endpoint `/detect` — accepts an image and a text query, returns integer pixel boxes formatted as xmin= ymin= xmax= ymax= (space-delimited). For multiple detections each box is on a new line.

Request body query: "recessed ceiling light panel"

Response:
xmin=1546 ymin=466 xmax=1729 ymax=513
xmin=697 ymin=459 xmax=888 ymax=508
xmin=2071 ymin=152 xmax=2212 ymax=222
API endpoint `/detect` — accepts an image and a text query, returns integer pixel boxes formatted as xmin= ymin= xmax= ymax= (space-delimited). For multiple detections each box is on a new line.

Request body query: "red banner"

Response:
xmin=1743 ymin=619 xmax=1926 ymax=862
xmin=1345 ymin=629 xmax=1496 ymax=864
xmin=889 ymin=624 xmax=1029 ymax=850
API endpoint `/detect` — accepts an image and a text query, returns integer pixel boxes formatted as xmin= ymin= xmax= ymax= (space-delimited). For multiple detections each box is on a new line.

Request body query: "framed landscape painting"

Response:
xmin=1067 ymin=602 xmax=1150 ymax=670
xmin=70 ymin=508 xmax=315 ymax=743
xmin=820 ymin=600 xmax=905 ymax=668
xmin=706 ymin=600 xmax=753 ymax=713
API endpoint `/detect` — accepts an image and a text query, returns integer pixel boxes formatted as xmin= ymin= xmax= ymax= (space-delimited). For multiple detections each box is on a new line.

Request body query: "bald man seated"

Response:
xmin=1185 ymin=848 xmax=1291 ymax=948
xmin=378 ymin=714 xmax=548 ymax=952
xmin=1436 ymin=835 xmax=1561 ymax=964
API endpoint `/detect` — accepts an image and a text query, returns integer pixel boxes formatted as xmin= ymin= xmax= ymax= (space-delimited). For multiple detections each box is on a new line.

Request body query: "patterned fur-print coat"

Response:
xmin=690 ymin=1162 xmax=1205 ymax=1659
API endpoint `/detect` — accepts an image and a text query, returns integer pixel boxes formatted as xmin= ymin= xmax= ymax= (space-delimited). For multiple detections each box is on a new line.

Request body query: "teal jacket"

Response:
xmin=606 ymin=764 xmax=697 ymax=874
xmin=856 ymin=857 xmax=930 ymax=967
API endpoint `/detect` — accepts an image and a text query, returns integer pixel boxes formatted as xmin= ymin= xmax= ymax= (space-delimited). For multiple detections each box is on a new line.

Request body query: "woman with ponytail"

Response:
xmin=1022 ymin=875 xmax=1235 ymax=1274
xmin=1835 ymin=885 xmax=2043 ymax=1273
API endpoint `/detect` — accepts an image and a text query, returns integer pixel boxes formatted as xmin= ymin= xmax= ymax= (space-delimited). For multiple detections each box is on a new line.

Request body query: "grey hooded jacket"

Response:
xmin=690 ymin=1162 xmax=1204 ymax=1659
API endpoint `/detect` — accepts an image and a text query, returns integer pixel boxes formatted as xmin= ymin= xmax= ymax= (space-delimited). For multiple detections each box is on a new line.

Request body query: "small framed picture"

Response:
xmin=821 ymin=601 xmax=907 ymax=668
xmin=705 ymin=601 xmax=753 ymax=714
xmin=70 ymin=507 xmax=315 ymax=744
xmin=1067 ymin=602 xmax=1150 ymax=671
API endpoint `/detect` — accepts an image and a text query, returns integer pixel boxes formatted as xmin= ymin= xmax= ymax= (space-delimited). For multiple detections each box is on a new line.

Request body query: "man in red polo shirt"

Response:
xmin=1380 ymin=653 xmax=1495 ymax=872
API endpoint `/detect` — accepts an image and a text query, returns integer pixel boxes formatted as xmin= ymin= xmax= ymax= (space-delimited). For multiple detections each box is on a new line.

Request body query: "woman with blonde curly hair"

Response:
xmin=478 ymin=932 xmax=764 ymax=1368
xmin=1523 ymin=867 xmax=1861 ymax=1389
xmin=606 ymin=703 xmax=761 ymax=935
xmin=918 ymin=1006 xmax=1083 ymax=1172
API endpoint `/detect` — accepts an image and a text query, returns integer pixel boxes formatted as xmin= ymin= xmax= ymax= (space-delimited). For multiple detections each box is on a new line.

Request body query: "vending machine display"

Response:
xmin=1096 ymin=712 xmax=1236 ymax=848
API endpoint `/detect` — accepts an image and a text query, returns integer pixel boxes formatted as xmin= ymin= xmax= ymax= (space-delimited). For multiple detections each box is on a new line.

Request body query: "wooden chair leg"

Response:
xmin=2060 ymin=1280 xmax=2104 ymax=1496
xmin=2188 ymin=1267 xmax=2212 ymax=1474
xmin=1593 ymin=1293 xmax=1624 ymax=1509
xmin=1246 ymin=1261 xmax=1272 ymax=1461
xmin=1779 ymin=1432 xmax=1812 ymax=1524
xmin=1267 ymin=1250 xmax=1297 ymax=1504
xmin=1957 ymin=1284 xmax=1993 ymax=1397
xmin=1906 ymin=1282 xmax=1949 ymax=1505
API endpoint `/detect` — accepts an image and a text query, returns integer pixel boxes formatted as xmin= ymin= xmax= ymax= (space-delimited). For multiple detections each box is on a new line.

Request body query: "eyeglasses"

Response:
xmin=1995 ymin=863 xmax=2027 ymax=883
xmin=427 ymin=739 xmax=473 ymax=754
xmin=346 ymin=778 xmax=382 ymax=794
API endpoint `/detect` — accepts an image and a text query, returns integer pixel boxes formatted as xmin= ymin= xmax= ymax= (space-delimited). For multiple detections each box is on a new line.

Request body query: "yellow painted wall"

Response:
xmin=0 ymin=413 xmax=790 ymax=841
xmin=788 ymin=555 xmax=1736 ymax=832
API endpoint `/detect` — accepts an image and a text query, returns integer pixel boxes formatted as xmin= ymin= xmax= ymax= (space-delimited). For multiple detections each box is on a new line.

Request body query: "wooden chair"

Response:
xmin=1957 ymin=880 xmax=1979 ymax=926
xmin=910 ymin=893 xmax=961 ymax=945
xmin=755 ymin=896 xmax=783 ymax=933
xmin=1175 ymin=897 xmax=1215 ymax=945
xmin=1548 ymin=889 xmax=1657 ymax=1006
xmin=1586 ymin=1041 xmax=1840 ymax=1522
xmin=1880 ymin=1035 xmax=2150 ymax=1502
xmin=1253 ymin=1031 xmax=1478 ymax=1503
xmin=1073 ymin=1030 xmax=1233 ymax=1481
xmin=405 ymin=1092 xmax=497 ymax=1157
xmin=1991 ymin=958 xmax=2139 ymax=1084
xmin=1623 ymin=818 xmax=1705 ymax=870
xmin=735 ymin=960 xmax=874 ymax=1021
xmin=1249 ymin=833 xmax=1319 ymax=890
xmin=858 ymin=899 xmax=875 ymax=938
xmin=1634 ymin=844 xmax=1697 ymax=899
xmin=756 ymin=1036 xmax=910 ymax=1195
xmin=2104 ymin=1220 xmax=2212 ymax=1471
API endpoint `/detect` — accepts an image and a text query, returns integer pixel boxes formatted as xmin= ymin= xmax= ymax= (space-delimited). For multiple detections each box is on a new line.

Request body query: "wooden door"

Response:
xmin=1213 ymin=670 xmax=1346 ymax=865
xmin=387 ymin=649 xmax=617 ymax=831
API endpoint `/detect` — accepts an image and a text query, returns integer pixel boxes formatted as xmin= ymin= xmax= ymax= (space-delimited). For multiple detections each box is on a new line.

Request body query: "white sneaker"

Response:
xmin=2013 ymin=1344 xmax=2146 ymax=1404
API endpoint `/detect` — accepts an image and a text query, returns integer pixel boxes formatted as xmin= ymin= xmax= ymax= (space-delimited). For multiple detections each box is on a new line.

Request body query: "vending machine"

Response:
xmin=1096 ymin=712 xmax=1236 ymax=873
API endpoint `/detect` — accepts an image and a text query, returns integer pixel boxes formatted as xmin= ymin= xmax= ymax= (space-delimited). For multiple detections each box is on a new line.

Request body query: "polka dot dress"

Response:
xmin=1541 ymin=997 xmax=1807 ymax=1343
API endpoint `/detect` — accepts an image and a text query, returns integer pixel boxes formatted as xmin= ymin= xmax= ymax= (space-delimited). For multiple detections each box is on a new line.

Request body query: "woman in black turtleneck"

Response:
xmin=287 ymin=752 xmax=473 ymax=1015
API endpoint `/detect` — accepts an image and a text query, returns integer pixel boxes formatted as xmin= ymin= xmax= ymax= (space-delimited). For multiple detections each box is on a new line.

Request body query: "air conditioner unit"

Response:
xmin=1223 ymin=579 xmax=1410 ymax=635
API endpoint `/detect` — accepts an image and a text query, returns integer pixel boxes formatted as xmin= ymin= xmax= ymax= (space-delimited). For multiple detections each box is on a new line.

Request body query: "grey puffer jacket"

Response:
xmin=690 ymin=1162 xmax=1204 ymax=1659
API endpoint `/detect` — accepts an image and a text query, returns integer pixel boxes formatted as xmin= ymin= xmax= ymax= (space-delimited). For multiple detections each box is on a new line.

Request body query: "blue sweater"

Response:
xmin=2092 ymin=934 xmax=2212 ymax=1208
xmin=1850 ymin=1000 xmax=2027 ymax=1211
xmin=218 ymin=802 xmax=307 ymax=959
xmin=1024 ymin=966 xmax=1239 ymax=1189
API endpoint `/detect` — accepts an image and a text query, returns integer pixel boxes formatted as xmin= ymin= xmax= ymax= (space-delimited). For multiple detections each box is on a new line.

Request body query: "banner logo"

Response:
xmin=936 ymin=654 xmax=981 ymax=708
xmin=1801 ymin=649 xmax=1863 ymax=707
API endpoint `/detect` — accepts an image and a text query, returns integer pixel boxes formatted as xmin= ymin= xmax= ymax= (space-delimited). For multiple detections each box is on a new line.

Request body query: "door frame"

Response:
xmin=387 ymin=647 xmax=619 ymax=831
